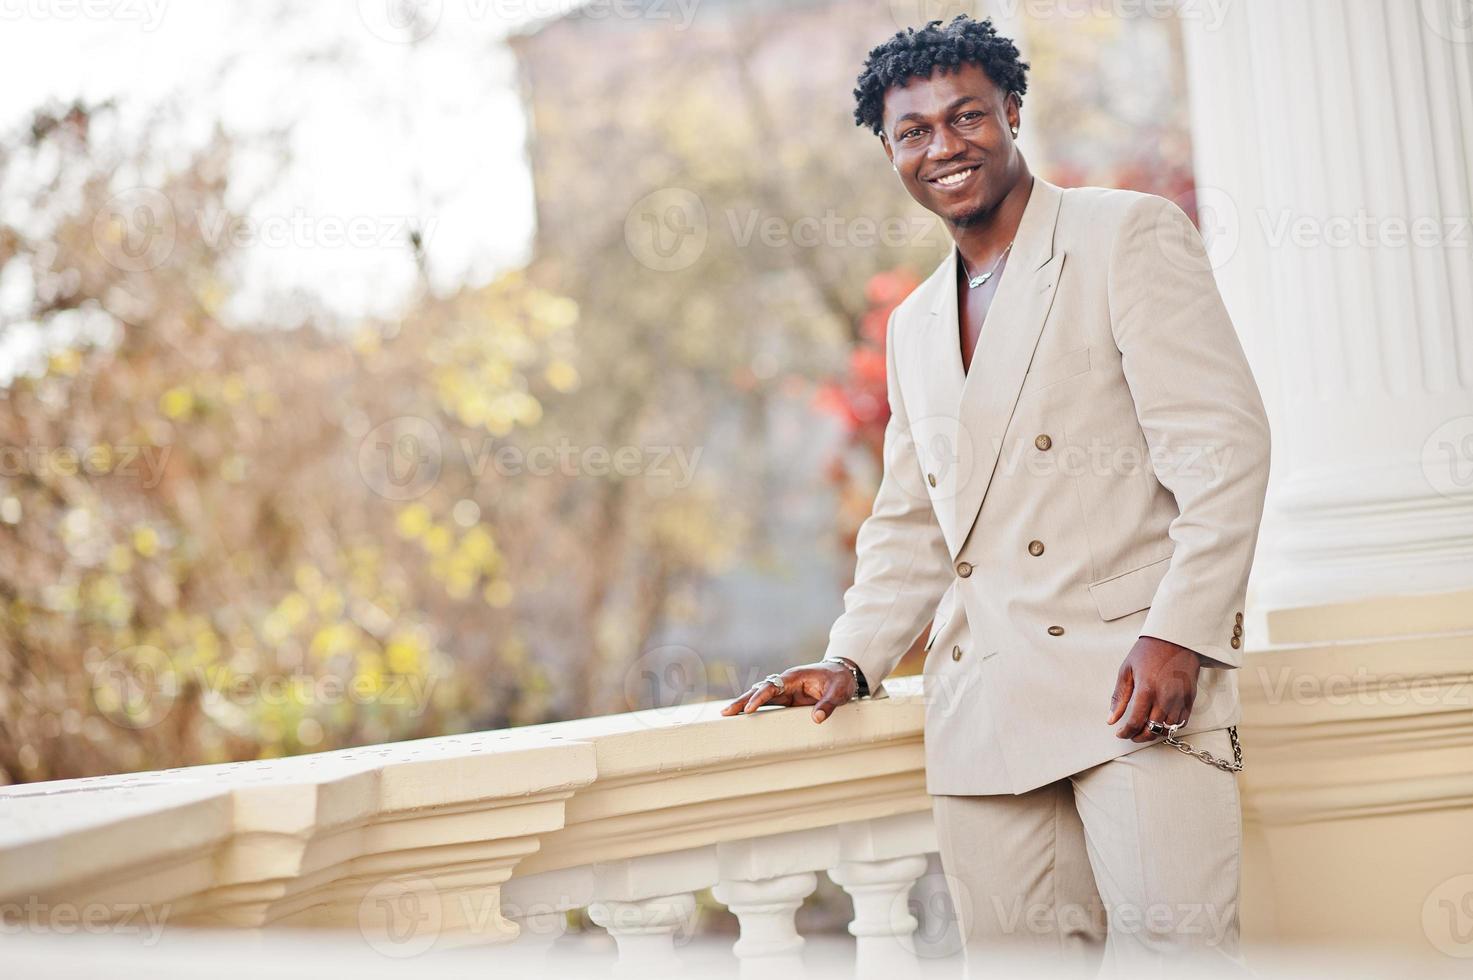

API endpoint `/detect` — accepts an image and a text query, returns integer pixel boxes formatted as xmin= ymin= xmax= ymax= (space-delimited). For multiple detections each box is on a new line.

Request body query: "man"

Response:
xmin=721 ymin=14 xmax=1271 ymax=976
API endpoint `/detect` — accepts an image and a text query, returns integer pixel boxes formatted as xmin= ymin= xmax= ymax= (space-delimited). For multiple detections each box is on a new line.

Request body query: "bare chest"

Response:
xmin=957 ymin=274 xmax=1003 ymax=375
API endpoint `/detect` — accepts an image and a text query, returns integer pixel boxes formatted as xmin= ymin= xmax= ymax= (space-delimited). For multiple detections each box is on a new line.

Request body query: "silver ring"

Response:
xmin=1147 ymin=719 xmax=1183 ymax=736
xmin=762 ymin=673 xmax=785 ymax=695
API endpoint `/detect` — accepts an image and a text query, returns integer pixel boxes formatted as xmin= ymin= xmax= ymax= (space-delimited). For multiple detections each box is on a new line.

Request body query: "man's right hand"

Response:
xmin=720 ymin=660 xmax=858 ymax=724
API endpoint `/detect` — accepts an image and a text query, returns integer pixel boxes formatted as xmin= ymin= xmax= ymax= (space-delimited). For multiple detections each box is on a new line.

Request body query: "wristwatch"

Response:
xmin=824 ymin=656 xmax=870 ymax=698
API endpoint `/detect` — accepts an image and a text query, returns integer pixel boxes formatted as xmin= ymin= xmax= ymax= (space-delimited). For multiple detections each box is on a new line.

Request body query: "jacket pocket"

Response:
xmin=1021 ymin=345 xmax=1091 ymax=394
xmin=1087 ymin=554 xmax=1173 ymax=621
xmin=924 ymin=614 xmax=950 ymax=651
xmin=924 ymin=583 xmax=959 ymax=651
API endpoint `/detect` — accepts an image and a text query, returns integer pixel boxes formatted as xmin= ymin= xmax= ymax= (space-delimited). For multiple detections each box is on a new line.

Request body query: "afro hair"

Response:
xmin=853 ymin=14 xmax=1031 ymax=137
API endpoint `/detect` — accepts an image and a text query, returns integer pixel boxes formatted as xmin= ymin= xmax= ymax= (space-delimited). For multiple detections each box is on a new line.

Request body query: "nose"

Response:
xmin=927 ymin=124 xmax=967 ymax=164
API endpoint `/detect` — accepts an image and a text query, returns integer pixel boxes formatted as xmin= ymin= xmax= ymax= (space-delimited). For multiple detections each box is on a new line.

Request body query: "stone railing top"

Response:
xmin=0 ymin=675 xmax=928 ymax=936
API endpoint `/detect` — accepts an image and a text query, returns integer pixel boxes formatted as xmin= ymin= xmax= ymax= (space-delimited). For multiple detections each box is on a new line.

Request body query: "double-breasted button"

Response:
xmin=951 ymin=645 xmax=963 ymax=662
xmin=927 ymin=472 xmax=937 ymax=487
xmin=1027 ymin=539 xmax=1045 ymax=557
xmin=956 ymin=561 xmax=973 ymax=578
xmin=1034 ymin=434 xmax=1052 ymax=451
xmin=1230 ymin=636 xmax=1242 ymax=649
xmin=1047 ymin=625 xmax=1065 ymax=636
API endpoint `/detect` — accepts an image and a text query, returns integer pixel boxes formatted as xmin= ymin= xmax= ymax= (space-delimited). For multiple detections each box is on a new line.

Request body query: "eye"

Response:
xmin=958 ymin=111 xmax=985 ymax=123
xmin=900 ymin=127 xmax=924 ymax=141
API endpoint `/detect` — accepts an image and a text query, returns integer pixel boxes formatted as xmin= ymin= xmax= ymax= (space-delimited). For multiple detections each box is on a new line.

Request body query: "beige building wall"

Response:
xmin=1181 ymin=0 xmax=1473 ymax=958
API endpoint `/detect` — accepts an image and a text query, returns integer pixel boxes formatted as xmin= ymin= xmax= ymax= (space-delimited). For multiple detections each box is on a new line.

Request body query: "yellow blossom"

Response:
xmin=132 ymin=525 xmax=160 ymax=557
xmin=159 ymin=387 xmax=194 ymax=420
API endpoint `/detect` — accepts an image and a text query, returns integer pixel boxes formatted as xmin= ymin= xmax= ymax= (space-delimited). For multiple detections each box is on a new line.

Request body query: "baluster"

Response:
xmin=587 ymin=891 xmax=696 ymax=976
xmin=829 ymin=854 xmax=930 ymax=978
xmin=713 ymin=870 xmax=816 ymax=970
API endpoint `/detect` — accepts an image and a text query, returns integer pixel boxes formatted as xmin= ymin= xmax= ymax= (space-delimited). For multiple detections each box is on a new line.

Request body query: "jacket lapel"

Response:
xmin=929 ymin=177 xmax=1067 ymax=560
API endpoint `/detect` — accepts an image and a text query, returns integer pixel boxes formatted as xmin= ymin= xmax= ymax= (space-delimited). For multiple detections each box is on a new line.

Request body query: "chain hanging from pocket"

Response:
xmin=1147 ymin=721 xmax=1243 ymax=773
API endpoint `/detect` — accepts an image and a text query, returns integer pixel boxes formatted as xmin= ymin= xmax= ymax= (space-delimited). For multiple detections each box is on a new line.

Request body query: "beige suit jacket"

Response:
xmin=824 ymin=176 xmax=1272 ymax=795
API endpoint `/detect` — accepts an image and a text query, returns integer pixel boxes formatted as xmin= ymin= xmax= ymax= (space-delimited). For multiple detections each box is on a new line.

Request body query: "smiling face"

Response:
xmin=880 ymin=62 xmax=1022 ymax=228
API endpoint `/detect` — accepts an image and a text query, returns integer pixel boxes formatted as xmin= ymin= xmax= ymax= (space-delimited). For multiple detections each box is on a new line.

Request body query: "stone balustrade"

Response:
xmin=8 ymin=589 xmax=1473 ymax=970
xmin=0 ymin=675 xmax=944 ymax=970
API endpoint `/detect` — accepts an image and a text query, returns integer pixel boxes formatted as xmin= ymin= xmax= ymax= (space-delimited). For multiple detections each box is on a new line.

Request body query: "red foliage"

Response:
xmin=813 ymin=267 xmax=920 ymax=444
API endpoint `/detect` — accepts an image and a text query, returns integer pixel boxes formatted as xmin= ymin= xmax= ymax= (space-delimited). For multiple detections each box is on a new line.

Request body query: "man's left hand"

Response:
xmin=1107 ymin=636 xmax=1202 ymax=742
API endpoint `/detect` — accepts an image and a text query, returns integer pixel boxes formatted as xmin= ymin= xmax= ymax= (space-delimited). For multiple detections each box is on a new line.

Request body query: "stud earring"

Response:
xmin=1011 ymin=127 xmax=1020 ymax=137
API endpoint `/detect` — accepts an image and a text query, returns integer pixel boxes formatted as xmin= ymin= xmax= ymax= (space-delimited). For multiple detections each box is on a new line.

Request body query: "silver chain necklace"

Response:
xmin=960 ymin=240 xmax=1014 ymax=289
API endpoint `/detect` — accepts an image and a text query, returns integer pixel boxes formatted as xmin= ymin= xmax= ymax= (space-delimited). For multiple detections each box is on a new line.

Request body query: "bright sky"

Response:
xmin=0 ymin=1 xmax=584 ymax=338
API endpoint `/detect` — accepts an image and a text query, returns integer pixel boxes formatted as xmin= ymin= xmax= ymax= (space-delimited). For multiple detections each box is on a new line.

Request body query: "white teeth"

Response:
xmin=936 ymin=167 xmax=976 ymax=186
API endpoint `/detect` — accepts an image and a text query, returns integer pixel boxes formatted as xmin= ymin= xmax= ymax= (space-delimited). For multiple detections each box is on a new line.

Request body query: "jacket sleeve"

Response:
xmin=822 ymin=307 xmax=956 ymax=694
xmin=1107 ymin=194 xmax=1273 ymax=669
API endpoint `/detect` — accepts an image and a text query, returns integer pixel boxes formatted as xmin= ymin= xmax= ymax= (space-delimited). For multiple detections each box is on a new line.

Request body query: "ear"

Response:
xmin=1006 ymin=92 xmax=1022 ymax=134
xmin=880 ymin=133 xmax=893 ymax=165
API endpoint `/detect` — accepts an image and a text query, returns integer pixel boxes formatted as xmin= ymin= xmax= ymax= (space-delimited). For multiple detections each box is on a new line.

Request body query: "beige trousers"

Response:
xmin=930 ymin=728 xmax=1247 ymax=978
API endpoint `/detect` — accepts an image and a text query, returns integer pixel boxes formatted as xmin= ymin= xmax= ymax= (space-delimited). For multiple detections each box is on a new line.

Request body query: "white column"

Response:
xmin=829 ymin=811 xmax=937 ymax=978
xmin=587 ymin=892 xmax=697 ymax=974
xmin=508 ymin=848 xmax=715 ymax=975
xmin=1179 ymin=0 xmax=1473 ymax=613
xmin=829 ymin=856 xmax=930 ymax=963
xmin=714 ymin=825 xmax=836 ymax=972
xmin=711 ymin=872 xmax=816 ymax=968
